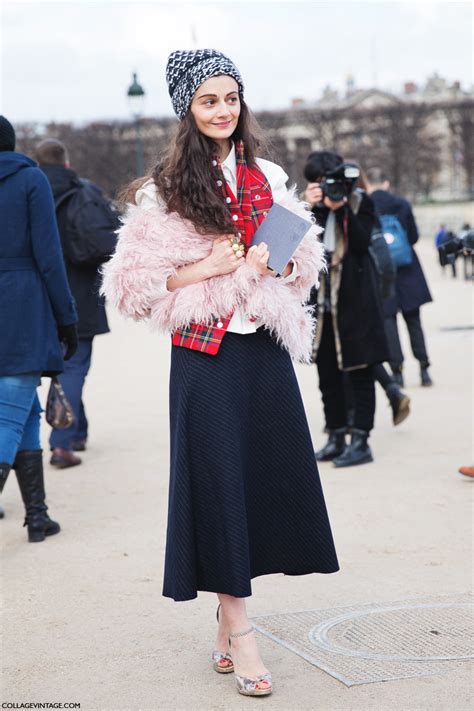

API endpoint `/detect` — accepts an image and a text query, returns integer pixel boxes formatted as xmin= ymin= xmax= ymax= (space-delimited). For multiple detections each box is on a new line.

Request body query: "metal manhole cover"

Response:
xmin=309 ymin=602 xmax=472 ymax=661
xmin=252 ymin=593 xmax=473 ymax=686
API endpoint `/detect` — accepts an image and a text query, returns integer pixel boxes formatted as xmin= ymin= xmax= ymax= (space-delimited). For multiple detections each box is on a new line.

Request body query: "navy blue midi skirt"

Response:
xmin=163 ymin=328 xmax=339 ymax=601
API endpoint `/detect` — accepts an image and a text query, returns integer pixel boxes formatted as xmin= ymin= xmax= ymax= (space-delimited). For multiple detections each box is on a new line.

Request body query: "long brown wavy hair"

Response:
xmin=122 ymin=99 xmax=268 ymax=236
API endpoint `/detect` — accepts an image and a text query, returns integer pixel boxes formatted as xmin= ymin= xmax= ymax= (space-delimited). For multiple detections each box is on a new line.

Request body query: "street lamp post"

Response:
xmin=127 ymin=72 xmax=145 ymax=177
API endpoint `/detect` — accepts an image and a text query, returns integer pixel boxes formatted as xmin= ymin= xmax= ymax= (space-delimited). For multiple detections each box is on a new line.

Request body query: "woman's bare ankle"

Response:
xmin=229 ymin=631 xmax=269 ymax=678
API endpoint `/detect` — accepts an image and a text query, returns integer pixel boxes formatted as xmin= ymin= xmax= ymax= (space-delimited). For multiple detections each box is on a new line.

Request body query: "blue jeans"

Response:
xmin=49 ymin=338 xmax=93 ymax=450
xmin=0 ymin=374 xmax=42 ymax=465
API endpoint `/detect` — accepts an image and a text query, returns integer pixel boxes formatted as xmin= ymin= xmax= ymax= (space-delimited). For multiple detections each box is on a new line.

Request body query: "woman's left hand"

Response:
xmin=246 ymin=242 xmax=270 ymax=275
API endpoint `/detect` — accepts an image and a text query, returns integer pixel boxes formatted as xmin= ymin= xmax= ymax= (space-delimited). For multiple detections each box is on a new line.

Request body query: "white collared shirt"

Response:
xmin=220 ymin=143 xmax=297 ymax=333
xmin=136 ymin=145 xmax=297 ymax=334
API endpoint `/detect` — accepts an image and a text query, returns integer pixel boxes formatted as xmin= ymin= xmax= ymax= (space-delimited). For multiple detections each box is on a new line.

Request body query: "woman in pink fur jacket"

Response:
xmin=102 ymin=49 xmax=339 ymax=698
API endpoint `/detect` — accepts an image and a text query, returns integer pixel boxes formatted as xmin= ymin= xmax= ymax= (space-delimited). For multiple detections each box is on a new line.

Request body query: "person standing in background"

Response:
xmin=352 ymin=163 xmax=411 ymax=427
xmin=435 ymin=224 xmax=448 ymax=248
xmin=366 ymin=168 xmax=433 ymax=387
xmin=0 ymin=116 xmax=77 ymax=539
xmin=304 ymin=151 xmax=390 ymax=467
xmin=36 ymin=139 xmax=119 ymax=468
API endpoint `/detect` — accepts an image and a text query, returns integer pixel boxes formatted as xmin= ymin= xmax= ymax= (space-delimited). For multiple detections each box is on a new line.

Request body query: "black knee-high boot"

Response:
xmin=13 ymin=450 xmax=61 ymax=542
xmin=0 ymin=462 xmax=11 ymax=493
xmin=0 ymin=463 xmax=10 ymax=519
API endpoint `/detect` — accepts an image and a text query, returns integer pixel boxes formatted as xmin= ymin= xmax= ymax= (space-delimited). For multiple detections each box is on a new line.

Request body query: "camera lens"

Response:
xmin=324 ymin=182 xmax=346 ymax=202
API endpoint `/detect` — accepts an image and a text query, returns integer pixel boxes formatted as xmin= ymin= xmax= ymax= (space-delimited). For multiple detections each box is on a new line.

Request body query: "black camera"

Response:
xmin=304 ymin=161 xmax=360 ymax=202
xmin=438 ymin=229 xmax=474 ymax=266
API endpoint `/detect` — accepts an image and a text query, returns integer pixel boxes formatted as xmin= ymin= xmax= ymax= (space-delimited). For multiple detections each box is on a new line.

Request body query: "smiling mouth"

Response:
xmin=212 ymin=120 xmax=233 ymax=128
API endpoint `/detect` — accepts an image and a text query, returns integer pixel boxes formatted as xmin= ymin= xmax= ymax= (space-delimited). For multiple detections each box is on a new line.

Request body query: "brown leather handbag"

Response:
xmin=45 ymin=377 xmax=75 ymax=429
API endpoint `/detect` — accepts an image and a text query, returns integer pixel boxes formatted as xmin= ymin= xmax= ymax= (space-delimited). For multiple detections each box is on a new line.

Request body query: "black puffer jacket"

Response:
xmin=41 ymin=164 xmax=115 ymax=339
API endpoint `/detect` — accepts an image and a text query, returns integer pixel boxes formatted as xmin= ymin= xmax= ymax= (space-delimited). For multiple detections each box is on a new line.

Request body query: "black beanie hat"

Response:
xmin=0 ymin=115 xmax=16 ymax=152
xmin=304 ymin=150 xmax=343 ymax=182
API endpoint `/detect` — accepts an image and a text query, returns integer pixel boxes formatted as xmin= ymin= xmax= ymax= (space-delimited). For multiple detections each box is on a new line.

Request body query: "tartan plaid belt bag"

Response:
xmin=172 ymin=140 xmax=273 ymax=356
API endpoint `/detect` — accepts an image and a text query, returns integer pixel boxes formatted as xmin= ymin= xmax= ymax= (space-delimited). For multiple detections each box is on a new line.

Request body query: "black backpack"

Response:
xmin=54 ymin=179 xmax=120 ymax=267
xmin=369 ymin=224 xmax=396 ymax=300
xmin=351 ymin=189 xmax=396 ymax=300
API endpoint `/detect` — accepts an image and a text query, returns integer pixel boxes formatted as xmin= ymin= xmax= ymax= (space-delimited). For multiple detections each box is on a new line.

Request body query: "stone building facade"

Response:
xmin=261 ymin=73 xmax=473 ymax=202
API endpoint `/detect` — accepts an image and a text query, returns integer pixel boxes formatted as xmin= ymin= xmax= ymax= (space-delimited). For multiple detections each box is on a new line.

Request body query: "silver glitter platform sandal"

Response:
xmin=229 ymin=627 xmax=273 ymax=697
xmin=213 ymin=604 xmax=234 ymax=674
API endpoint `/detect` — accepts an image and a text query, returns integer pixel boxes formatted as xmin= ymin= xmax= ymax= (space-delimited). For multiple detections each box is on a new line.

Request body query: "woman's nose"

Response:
xmin=216 ymin=102 xmax=231 ymax=118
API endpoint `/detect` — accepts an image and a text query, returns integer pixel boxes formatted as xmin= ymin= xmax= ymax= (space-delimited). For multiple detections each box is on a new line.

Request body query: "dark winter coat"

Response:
xmin=40 ymin=164 xmax=114 ymax=339
xmin=0 ymin=152 xmax=77 ymax=376
xmin=311 ymin=192 xmax=390 ymax=370
xmin=370 ymin=189 xmax=432 ymax=315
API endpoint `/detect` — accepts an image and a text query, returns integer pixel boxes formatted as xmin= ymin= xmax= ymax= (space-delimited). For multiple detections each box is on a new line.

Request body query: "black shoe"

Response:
xmin=14 ymin=450 xmax=61 ymax=543
xmin=386 ymin=385 xmax=411 ymax=426
xmin=71 ymin=439 xmax=87 ymax=452
xmin=315 ymin=428 xmax=346 ymax=461
xmin=0 ymin=462 xmax=11 ymax=494
xmin=420 ymin=366 xmax=433 ymax=387
xmin=333 ymin=429 xmax=373 ymax=468
xmin=0 ymin=505 xmax=4 ymax=519
xmin=391 ymin=367 xmax=404 ymax=388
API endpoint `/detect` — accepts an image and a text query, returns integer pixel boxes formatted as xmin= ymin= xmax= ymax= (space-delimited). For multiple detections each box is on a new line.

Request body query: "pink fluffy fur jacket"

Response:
xmin=101 ymin=187 xmax=325 ymax=362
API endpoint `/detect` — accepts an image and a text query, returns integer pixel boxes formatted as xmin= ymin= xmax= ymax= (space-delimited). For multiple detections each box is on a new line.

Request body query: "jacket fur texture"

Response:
xmin=101 ymin=187 xmax=325 ymax=362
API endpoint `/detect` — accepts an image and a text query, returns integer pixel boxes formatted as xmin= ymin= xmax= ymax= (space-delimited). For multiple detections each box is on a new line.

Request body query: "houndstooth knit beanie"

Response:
xmin=166 ymin=49 xmax=244 ymax=120
xmin=0 ymin=115 xmax=16 ymax=151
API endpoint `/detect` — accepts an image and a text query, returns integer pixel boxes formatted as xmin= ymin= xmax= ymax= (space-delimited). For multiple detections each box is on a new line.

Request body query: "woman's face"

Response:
xmin=190 ymin=75 xmax=240 ymax=141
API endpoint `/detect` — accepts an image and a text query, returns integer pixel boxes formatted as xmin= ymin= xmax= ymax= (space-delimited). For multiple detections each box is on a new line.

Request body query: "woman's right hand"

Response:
xmin=204 ymin=236 xmax=245 ymax=277
xmin=304 ymin=182 xmax=323 ymax=207
xmin=166 ymin=236 xmax=244 ymax=292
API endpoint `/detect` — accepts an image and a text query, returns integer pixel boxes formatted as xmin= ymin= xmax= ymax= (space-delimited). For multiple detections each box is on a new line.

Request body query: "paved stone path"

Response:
xmin=2 ymin=239 xmax=472 ymax=710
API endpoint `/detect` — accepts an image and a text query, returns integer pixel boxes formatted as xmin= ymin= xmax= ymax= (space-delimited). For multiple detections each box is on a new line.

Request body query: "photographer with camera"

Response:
xmin=304 ymin=151 xmax=389 ymax=467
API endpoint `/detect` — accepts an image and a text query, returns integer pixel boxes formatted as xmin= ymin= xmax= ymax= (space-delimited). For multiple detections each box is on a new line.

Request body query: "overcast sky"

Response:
xmin=1 ymin=0 xmax=472 ymax=124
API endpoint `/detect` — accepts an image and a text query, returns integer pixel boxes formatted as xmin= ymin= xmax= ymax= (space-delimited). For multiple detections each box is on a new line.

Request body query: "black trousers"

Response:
xmin=373 ymin=363 xmax=395 ymax=392
xmin=316 ymin=316 xmax=375 ymax=432
xmin=385 ymin=308 xmax=429 ymax=369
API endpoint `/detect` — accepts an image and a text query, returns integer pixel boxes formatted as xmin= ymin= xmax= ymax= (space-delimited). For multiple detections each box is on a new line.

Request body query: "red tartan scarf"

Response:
xmin=172 ymin=140 xmax=273 ymax=355
xmin=217 ymin=139 xmax=273 ymax=248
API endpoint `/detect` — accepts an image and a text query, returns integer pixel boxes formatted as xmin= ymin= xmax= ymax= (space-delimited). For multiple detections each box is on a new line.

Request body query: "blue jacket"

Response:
xmin=371 ymin=189 xmax=432 ymax=315
xmin=0 ymin=151 xmax=77 ymax=376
